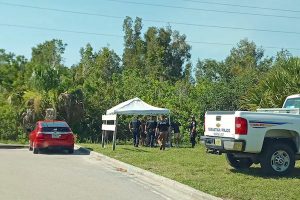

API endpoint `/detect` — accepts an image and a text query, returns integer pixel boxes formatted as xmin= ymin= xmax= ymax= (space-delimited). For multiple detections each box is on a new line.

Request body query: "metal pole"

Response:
xmin=101 ymin=131 xmax=105 ymax=148
xmin=101 ymin=120 xmax=106 ymax=148
xmin=168 ymin=113 xmax=171 ymax=148
xmin=112 ymin=117 xmax=117 ymax=151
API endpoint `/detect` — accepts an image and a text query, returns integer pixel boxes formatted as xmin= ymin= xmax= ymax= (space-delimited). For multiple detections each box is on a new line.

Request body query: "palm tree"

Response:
xmin=241 ymin=57 xmax=300 ymax=110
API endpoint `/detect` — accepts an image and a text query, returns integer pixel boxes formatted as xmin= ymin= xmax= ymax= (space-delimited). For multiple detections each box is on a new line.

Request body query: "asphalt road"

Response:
xmin=0 ymin=148 xmax=181 ymax=200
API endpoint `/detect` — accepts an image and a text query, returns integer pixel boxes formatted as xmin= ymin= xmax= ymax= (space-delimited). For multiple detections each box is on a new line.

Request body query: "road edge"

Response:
xmin=0 ymin=143 xmax=29 ymax=149
xmin=75 ymin=144 xmax=222 ymax=200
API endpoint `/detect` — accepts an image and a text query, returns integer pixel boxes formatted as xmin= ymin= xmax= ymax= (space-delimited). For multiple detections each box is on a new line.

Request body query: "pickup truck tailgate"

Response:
xmin=205 ymin=111 xmax=236 ymax=138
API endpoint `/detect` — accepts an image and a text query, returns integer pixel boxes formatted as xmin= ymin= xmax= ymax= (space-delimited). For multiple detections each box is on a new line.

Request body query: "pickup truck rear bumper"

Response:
xmin=200 ymin=136 xmax=246 ymax=153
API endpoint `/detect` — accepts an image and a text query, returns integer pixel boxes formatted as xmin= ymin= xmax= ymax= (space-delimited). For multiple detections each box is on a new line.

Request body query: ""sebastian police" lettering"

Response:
xmin=208 ymin=128 xmax=231 ymax=132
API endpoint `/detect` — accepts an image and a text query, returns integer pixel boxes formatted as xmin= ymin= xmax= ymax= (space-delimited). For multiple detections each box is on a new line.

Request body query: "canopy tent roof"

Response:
xmin=106 ymin=97 xmax=170 ymax=115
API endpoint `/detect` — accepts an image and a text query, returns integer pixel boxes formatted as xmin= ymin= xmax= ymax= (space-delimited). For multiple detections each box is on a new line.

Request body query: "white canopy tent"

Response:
xmin=103 ymin=97 xmax=170 ymax=150
xmin=106 ymin=97 xmax=170 ymax=115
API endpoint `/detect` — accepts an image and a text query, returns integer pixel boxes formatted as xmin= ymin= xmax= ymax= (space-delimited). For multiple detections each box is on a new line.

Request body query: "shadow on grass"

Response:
xmin=83 ymin=147 xmax=94 ymax=151
xmin=177 ymin=146 xmax=194 ymax=149
xmin=229 ymin=167 xmax=300 ymax=179
xmin=122 ymin=147 xmax=150 ymax=153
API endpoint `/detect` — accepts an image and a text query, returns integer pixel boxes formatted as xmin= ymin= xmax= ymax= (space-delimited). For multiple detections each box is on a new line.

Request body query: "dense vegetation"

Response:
xmin=1 ymin=17 xmax=299 ymax=142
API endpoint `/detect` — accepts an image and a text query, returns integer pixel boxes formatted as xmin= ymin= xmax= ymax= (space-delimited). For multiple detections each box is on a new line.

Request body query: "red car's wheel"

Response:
xmin=67 ymin=148 xmax=74 ymax=154
xmin=29 ymin=141 xmax=33 ymax=151
xmin=33 ymin=142 xmax=39 ymax=154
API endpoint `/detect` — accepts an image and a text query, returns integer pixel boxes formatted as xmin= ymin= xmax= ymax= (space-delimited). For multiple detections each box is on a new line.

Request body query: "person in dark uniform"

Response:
xmin=189 ymin=116 xmax=197 ymax=148
xmin=145 ymin=116 xmax=157 ymax=147
xmin=156 ymin=115 xmax=170 ymax=150
xmin=171 ymin=120 xmax=181 ymax=148
xmin=140 ymin=117 xmax=147 ymax=146
xmin=129 ymin=116 xmax=142 ymax=147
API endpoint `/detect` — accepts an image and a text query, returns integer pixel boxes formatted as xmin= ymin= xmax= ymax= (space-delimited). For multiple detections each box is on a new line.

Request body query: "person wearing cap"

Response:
xmin=156 ymin=115 xmax=170 ymax=150
xmin=129 ymin=116 xmax=142 ymax=147
xmin=145 ymin=116 xmax=157 ymax=147
xmin=189 ymin=116 xmax=197 ymax=148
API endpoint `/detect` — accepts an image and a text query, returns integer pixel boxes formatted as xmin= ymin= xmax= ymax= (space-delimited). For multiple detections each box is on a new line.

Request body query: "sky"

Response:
xmin=1 ymin=0 xmax=300 ymax=67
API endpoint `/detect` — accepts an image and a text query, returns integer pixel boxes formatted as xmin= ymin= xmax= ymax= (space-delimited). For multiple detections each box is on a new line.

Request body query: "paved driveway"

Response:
xmin=0 ymin=148 xmax=175 ymax=200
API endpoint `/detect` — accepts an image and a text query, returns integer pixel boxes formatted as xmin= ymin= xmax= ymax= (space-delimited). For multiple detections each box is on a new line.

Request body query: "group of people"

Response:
xmin=129 ymin=115 xmax=197 ymax=150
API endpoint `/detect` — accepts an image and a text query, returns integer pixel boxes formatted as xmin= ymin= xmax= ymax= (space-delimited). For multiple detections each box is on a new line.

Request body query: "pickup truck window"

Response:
xmin=283 ymin=97 xmax=300 ymax=109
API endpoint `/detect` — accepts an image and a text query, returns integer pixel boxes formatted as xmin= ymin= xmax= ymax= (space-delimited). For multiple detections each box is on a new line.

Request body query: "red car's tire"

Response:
xmin=33 ymin=143 xmax=39 ymax=154
xmin=67 ymin=148 xmax=74 ymax=154
xmin=29 ymin=141 xmax=33 ymax=151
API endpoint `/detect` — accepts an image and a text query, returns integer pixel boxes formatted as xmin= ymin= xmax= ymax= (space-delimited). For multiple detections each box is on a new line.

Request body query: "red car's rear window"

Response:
xmin=42 ymin=127 xmax=70 ymax=132
xmin=40 ymin=122 xmax=71 ymax=132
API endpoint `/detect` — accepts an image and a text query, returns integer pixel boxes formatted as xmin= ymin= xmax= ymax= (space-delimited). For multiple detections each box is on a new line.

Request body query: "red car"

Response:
xmin=29 ymin=121 xmax=75 ymax=154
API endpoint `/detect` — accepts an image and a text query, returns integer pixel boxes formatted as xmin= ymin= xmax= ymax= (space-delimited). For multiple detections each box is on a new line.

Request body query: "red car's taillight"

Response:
xmin=235 ymin=117 xmax=248 ymax=135
xmin=67 ymin=133 xmax=74 ymax=140
xmin=36 ymin=132 xmax=46 ymax=139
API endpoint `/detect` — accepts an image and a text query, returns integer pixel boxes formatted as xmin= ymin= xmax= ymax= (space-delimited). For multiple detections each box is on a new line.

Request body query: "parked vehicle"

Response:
xmin=201 ymin=94 xmax=300 ymax=175
xmin=28 ymin=121 xmax=75 ymax=154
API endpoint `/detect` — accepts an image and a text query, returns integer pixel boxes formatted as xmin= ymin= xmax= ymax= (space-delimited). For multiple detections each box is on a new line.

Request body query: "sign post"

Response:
xmin=112 ymin=117 xmax=118 ymax=151
xmin=101 ymin=114 xmax=117 ymax=150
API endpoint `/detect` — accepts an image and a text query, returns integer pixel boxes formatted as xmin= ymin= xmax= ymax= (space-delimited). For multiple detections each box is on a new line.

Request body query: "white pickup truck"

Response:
xmin=201 ymin=94 xmax=300 ymax=175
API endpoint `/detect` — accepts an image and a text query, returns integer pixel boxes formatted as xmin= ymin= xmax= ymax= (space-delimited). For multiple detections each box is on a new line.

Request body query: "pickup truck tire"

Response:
xmin=260 ymin=142 xmax=295 ymax=176
xmin=226 ymin=153 xmax=253 ymax=169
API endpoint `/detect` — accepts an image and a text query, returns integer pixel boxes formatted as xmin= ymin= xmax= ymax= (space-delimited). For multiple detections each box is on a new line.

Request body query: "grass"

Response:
xmin=81 ymin=143 xmax=300 ymax=200
xmin=0 ymin=139 xmax=28 ymax=145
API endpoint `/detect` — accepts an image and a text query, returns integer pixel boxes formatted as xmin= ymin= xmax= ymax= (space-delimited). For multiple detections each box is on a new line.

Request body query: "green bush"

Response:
xmin=0 ymin=105 xmax=22 ymax=141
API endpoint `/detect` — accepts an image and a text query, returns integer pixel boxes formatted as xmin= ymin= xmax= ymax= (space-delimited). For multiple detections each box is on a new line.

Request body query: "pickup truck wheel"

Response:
xmin=226 ymin=153 xmax=253 ymax=169
xmin=260 ymin=143 xmax=295 ymax=176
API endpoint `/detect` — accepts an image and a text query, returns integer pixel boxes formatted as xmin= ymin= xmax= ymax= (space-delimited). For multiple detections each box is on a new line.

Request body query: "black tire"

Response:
xmin=67 ymin=148 xmax=74 ymax=154
xmin=29 ymin=142 xmax=33 ymax=151
xmin=226 ymin=153 xmax=253 ymax=169
xmin=260 ymin=142 xmax=295 ymax=176
xmin=33 ymin=147 xmax=39 ymax=154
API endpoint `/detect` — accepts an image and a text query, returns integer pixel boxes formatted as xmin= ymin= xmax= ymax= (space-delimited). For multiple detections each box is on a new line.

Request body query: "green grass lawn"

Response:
xmin=81 ymin=143 xmax=300 ymax=200
xmin=0 ymin=140 xmax=28 ymax=145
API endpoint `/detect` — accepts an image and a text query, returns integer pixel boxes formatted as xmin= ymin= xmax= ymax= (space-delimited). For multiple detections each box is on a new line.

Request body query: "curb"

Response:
xmin=0 ymin=143 xmax=29 ymax=149
xmin=75 ymin=144 xmax=222 ymax=200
